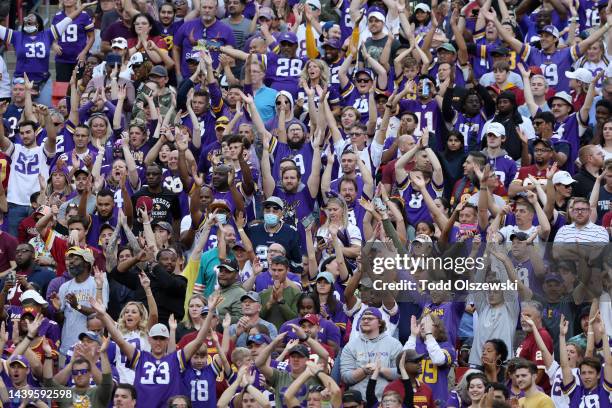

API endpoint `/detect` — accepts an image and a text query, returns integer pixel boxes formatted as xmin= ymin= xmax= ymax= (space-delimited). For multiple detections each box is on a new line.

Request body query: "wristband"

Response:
xmin=26 ymin=335 xmax=35 ymax=341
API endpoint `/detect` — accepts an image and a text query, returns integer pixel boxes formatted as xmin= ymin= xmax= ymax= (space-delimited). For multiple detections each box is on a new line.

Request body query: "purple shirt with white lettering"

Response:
xmin=52 ymin=11 xmax=94 ymax=64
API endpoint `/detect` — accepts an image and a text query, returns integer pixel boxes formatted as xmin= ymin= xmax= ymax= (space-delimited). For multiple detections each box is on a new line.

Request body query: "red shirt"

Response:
xmin=384 ymin=378 xmax=434 ymax=408
xmin=513 ymin=165 xmax=548 ymax=186
xmin=0 ymin=151 xmax=10 ymax=190
xmin=0 ymin=231 xmax=18 ymax=272
xmin=17 ymin=214 xmax=38 ymax=244
xmin=516 ymin=327 xmax=553 ymax=394
xmin=381 ymin=159 xmax=415 ymax=187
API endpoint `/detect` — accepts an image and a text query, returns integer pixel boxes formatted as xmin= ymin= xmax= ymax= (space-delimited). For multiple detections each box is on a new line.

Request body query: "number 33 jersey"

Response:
xmin=129 ymin=349 xmax=186 ymax=408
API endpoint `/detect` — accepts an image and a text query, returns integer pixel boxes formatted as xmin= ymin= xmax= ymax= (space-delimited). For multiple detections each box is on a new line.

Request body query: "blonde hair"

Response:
xmin=183 ymin=294 xmax=207 ymax=328
xmin=323 ymin=196 xmax=349 ymax=228
xmin=117 ymin=301 xmax=149 ymax=336
xmin=87 ymin=114 xmax=113 ymax=146
xmin=300 ymin=59 xmax=331 ymax=86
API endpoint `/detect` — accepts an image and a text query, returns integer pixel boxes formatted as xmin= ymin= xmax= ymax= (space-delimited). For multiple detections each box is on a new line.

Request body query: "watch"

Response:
xmin=277 ymin=300 xmax=286 ymax=305
xmin=77 ymin=304 xmax=82 ymax=311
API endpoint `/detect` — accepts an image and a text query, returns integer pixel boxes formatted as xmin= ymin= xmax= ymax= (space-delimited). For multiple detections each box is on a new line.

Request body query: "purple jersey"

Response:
xmin=339 ymin=82 xmax=370 ymax=123
xmin=512 ymin=258 xmax=544 ymax=299
xmin=159 ymin=20 xmax=182 ymax=51
xmin=422 ymin=302 xmax=464 ymax=347
xmin=3 ymin=104 xmax=24 ymax=140
xmin=52 ymin=11 xmax=93 ymax=64
xmin=336 ymin=0 xmax=355 ymax=41
xmin=129 ymin=349 xmax=186 ymax=408
xmin=399 ymin=99 xmax=441 ymax=135
xmin=486 ymin=151 xmax=517 ymax=189
xmin=273 ymin=184 xmax=315 ymax=253
xmin=398 ymin=178 xmax=443 ymax=226
xmin=270 ymin=137 xmax=314 ymax=181
xmin=254 ymin=270 xmax=301 ymax=292
xmin=162 ymin=170 xmax=189 ymax=216
xmin=279 ymin=316 xmax=342 ymax=346
xmin=181 ymin=361 xmax=221 ymax=408
xmin=86 ymin=209 xmax=119 ymax=248
xmin=7 ymin=306 xmax=60 ymax=347
xmin=554 ymin=113 xmax=581 ymax=174
xmin=262 ymin=52 xmax=306 ymax=96
xmin=563 ymin=378 xmax=612 ymax=408
xmin=521 ymin=44 xmax=581 ymax=92
xmin=579 ymin=0 xmax=601 ymax=29
xmin=174 ymin=19 xmax=236 ymax=76
xmin=2 ymin=27 xmax=59 ymax=81
xmin=452 ymin=111 xmax=489 ymax=152
xmin=413 ymin=339 xmax=456 ymax=403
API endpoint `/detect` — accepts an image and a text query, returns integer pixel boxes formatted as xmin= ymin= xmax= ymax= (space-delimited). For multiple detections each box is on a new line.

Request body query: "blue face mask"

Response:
xmin=264 ymin=213 xmax=279 ymax=226
xmin=215 ymin=214 xmax=227 ymax=224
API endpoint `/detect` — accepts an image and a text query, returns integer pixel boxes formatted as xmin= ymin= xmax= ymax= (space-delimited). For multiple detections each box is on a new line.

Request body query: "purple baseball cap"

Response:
xmin=362 ymin=307 xmax=383 ymax=320
xmin=278 ymin=31 xmax=298 ymax=44
xmin=323 ymin=38 xmax=342 ymax=50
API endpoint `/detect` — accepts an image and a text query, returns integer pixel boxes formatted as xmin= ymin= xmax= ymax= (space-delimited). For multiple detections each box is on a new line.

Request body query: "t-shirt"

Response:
xmin=516 ymin=328 xmax=553 ymax=394
xmin=7 ymin=144 xmax=52 ymax=206
xmin=269 ymin=368 xmax=321 ymax=408
xmin=518 ymin=392 xmax=555 ymax=408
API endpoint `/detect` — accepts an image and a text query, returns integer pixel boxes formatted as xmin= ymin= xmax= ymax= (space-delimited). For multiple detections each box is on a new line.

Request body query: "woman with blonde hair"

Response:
xmin=315 ymin=196 xmax=362 ymax=261
xmin=296 ymin=59 xmax=331 ymax=119
xmin=176 ymin=294 xmax=207 ymax=343
xmin=112 ymin=273 xmax=158 ymax=383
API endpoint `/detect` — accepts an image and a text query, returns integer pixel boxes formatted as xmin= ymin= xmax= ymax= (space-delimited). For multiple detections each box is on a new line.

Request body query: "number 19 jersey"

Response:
xmin=129 ymin=349 xmax=186 ymax=408
xmin=52 ymin=11 xmax=94 ymax=64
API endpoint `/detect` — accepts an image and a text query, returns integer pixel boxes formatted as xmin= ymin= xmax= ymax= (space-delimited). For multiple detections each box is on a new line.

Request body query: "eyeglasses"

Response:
xmin=572 ymin=207 xmax=590 ymax=213
xmin=349 ymin=132 xmax=363 ymax=137
xmin=309 ymin=385 xmax=325 ymax=392
xmin=275 ymin=100 xmax=286 ymax=106
xmin=534 ymin=148 xmax=552 ymax=153
xmin=72 ymin=369 xmax=90 ymax=376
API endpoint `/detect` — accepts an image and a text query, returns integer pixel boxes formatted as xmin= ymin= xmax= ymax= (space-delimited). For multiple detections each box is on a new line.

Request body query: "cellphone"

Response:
xmin=301 ymin=213 xmax=315 ymax=229
xmin=7 ymin=271 xmax=16 ymax=284
xmin=373 ymin=197 xmax=386 ymax=211
xmin=459 ymin=223 xmax=478 ymax=233
xmin=76 ymin=64 xmax=85 ymax=80
xmin=422 ymin=80 xmax=430 ymax=97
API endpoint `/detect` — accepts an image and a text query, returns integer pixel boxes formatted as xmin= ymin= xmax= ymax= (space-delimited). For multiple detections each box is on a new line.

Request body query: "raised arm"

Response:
xmin=481 ymin=8 xmax=524 ymax=54
xmin=559 ymin=315 xmax=573 ymax=386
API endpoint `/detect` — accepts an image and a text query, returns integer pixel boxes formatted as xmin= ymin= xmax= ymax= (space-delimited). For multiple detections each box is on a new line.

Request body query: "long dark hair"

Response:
xmin=131 ymin=13 xmax=161 ymax=37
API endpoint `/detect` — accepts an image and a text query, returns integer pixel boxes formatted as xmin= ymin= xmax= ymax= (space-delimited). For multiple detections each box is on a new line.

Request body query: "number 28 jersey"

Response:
xmin=7 ymin=144 xmax=51 ymax=206
xmin=262 ymin=51 xmax=307 ymax=96
xmin=130 ymin=349 xmax=186 ymax=408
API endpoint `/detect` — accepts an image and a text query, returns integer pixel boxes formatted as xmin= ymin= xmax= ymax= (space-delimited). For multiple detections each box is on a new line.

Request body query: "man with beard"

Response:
xmin=0 ymin=244 xmax=54 ymax=306
xmin=55 ymin=247 xmax=109 ymax=356
xmin=112 ymin=384 xmax=138 ymax=408
xmin=509 ymin=138 xmax=554 ymax=197
xmin=269 ymin=120 xmax=314 ymax=181
xmin=482 ymin=91 xmax=536 ymax=162
xmin=512 ymin=359 xmax=554 ymax=407
xmin=214 ymin=258 xmax=246 ymax=323
xmin=443 ymin=86 xmax=496 ymax=153
xmin=206 ymin=163 xmax=245 ymax=216
xmin=79 ymin=187 xmax=133 ymax=249
xmin=173 ymin=0 xmax=236 ymax=78
xmin=131 ymin=164 xmax=182 ymax=237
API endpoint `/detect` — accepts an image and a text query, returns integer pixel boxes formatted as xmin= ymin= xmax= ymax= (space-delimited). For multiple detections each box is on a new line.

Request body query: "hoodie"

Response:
xmin=340 ymin=331 xmax=403 ymax=400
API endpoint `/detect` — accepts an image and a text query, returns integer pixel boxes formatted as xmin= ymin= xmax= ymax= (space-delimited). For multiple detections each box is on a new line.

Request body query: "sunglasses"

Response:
xmin=247 ymin=334 xmax=267 ymax=343
xmin=13 ymin=78 xmax=25 ymax=85
xmin=72 ymin=369 xmax=89 ymax=376
xmin=53 ymin=122 xmax=63 ymax=126
xmin=356 ymin=78 xmax=371 ymax=84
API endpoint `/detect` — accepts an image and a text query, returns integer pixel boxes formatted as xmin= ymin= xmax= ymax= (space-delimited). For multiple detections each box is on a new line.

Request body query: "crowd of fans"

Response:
xmin=0 ymin=0 xmax=611 ymax=406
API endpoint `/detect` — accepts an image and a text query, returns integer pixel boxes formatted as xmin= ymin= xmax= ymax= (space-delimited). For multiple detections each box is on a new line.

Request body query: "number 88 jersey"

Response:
xmin=52 ymin=10 xmax=94 ymax=64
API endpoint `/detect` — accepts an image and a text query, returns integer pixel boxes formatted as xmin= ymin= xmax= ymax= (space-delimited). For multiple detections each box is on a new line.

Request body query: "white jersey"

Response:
xmin=547 ymin=360 xmax=581 ymax=408
xmin=7 ymin=144 xmax=51 ymax=205
xmin=115 ymin=330 xmax=150 ymax=383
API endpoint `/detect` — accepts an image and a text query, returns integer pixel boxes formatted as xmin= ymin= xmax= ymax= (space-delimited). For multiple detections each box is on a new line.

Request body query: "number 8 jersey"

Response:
xmin=52 ymin=10 xmax=94 ymax=64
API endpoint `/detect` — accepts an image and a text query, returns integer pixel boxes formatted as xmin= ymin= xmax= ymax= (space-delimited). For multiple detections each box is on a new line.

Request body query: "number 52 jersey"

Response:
xmin=7 ymin=144 xmax=51 ymax=206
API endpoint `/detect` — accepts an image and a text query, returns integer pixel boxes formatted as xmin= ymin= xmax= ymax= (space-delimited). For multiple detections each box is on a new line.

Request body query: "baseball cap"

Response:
xmin=403 ymin=349 xmax=425 ymax=362
xmin=323 ymin=38 xmax=342 ymax=50
xmin=533 ymin=138 xmax=553 ymax=150
xmin=263 ymin=196 xmax=284 ymax=210
xmin=20 ymin=289 xmax=48 ymax=306
xmin=306 ymin=0 xmax=321 ymax=9
xmin=566 ymin=68 xmax=593 ymax=83
xmin=66 ymin=246 xmax=95 ymax=265
xmin=289 ymin=344 xmax=310 ymax=357
xmin=278 ymin=31 xmax=298 ymax=44
xmin=316 ymin=271 xmax=335 ymax=284
xmin=362 ymin=307 xmax=383 ymax=320
xmin=509 ymin=232 xmax=529 ymax=241
xmin=414 ymin=234 xmax=433 ymax=244
xmin=152 ymin=220 xmax=173 ymax=234
xmin=79 ymin=331 xmax=102 ymax=345
xmin=491 ymin=47 xmax=510 ymax=56
xmin=548 ymin=91 xmax=573 ymax=111
xmin=486 ymin=122 xmax=506 ymax=137
xmin=538 ymin=25 xmax=560 ymax=38
xmin=247 ymin=333 xmax=272 ymax=345
xmin=343 ymin=390 xmax=363 ymax=404
xmin=437 ymin=42 xmax=457 ymax=53
xmin=552 ymin=170 xmax=577 ymax=185
xmin=544 ymin=273 xmax=563 ymax=283
xmin=128 ymin=52 xmax=145 ymax=68
xmin=9 ymin=355 xmax=30 ymax=369
xmin=299 ymin=313 xmax=320 ymax=326
xmin=354 ymin=68 xmax=374 ymax=79
xmin=414 ymin=3 xmax=431 ymax=12
xmin=74 ymin=168 xmax=90 ymax=178
xmin=136 ymin=196 xmax=154 ymax=212
xmin=148 ymin=323 xmax=170 ymax=338
xmin=149 ymin=65 xmax=168 ymax=77
xmin=258 ymin=6 xmax=274 ymax=20
xmin=111 ymin=37 xmax=128 ymax=49
xmin=241 ymin=291 xmax=261 ymax=302
xmin=367 ymin=6 xmax=386 ymax=22
xmin=218 ymin=258 xmax=239 ymax=273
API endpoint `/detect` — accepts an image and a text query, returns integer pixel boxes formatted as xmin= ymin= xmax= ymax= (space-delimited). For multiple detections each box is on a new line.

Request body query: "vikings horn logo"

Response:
xmin=283 ymin=199 xmax=301 ymax=226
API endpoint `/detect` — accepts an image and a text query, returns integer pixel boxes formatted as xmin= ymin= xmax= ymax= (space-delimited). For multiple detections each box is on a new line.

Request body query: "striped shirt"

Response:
xmin=553 ymin=222 xmax=610 ymax=243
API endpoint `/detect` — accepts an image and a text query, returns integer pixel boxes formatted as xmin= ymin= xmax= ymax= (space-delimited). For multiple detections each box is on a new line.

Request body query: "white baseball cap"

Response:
xmin=566 ymin=68 xmax=594 ymax=83
xmin=128 ymin=52 xmax=144 ymax=68
xmin=306 ymin=0 xmax=321 ymax=9
xmin=486 ymin=122 xmax=506 ymax=137
xmin=20 ymin=289 xmax=48 ymax=306
xmin=552 ymin=170 xmax=577 ymax=186
xmin=148 ymin=323 xmax=170 ymax=338
xmin=111 ymin=37 xmax=128 ymax=50
xmin=414 ymin=3 xmax=431 ymax=13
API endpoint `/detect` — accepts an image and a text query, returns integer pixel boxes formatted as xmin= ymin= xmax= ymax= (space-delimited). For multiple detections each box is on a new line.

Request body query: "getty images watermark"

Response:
xmin=370 ymin=254 xmax=519 ymax=292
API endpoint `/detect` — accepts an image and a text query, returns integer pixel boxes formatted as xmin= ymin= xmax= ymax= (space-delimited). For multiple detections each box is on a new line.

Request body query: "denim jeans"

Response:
xmin=7 ymin=203 xmax=31 ymax=236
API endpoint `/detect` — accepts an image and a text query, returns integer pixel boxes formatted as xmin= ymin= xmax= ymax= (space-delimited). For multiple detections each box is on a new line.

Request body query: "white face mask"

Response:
xmin=24 ymin=25 xmax=37 ymax=33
